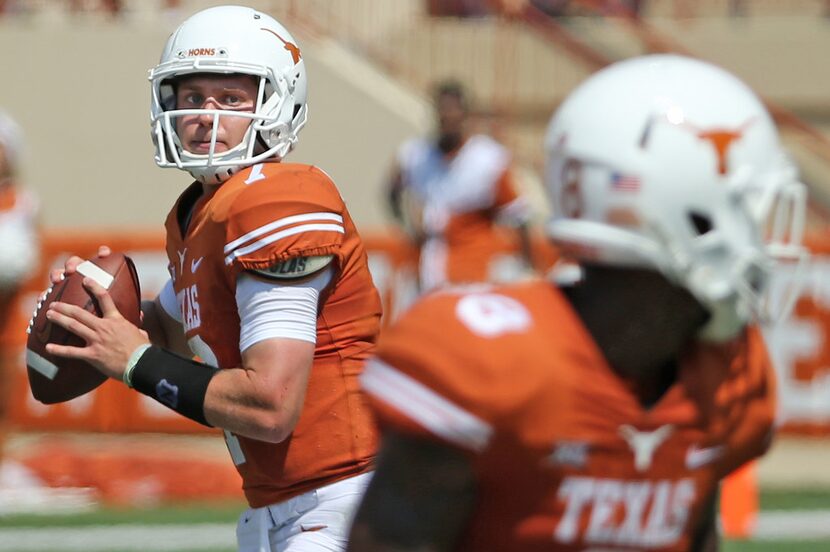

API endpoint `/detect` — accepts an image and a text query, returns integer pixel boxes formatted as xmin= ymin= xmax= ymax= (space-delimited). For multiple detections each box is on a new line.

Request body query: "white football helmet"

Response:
xmin=544 ymin=54 xmax=808 ymax=342
xmin=149 ymin=6 xmax=308 ymax=184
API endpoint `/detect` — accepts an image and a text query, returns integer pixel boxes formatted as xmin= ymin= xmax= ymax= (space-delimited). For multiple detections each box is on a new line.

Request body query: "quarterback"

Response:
xmin=0 ymin=110 xmax=39 ymax=474
xmin=349 ymin=55 xmax=808 ymax=551
xmin=45 ymin=6 xmax=381 ymax=551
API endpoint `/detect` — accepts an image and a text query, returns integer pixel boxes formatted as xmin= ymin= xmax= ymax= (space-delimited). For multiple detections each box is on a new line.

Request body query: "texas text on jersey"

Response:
xmin=165 ymin=162 xmax=382 ymax=507
xmin=361 ymin=280 xmax=775 ymax=551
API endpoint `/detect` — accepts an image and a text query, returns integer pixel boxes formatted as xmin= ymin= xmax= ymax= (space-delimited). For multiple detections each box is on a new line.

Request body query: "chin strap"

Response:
xmin=189 ymin=165 xmax=239 ymax=185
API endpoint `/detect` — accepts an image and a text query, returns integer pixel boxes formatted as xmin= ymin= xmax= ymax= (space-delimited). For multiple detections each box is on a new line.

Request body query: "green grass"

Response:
xmin=0 ymin=501 xmax=245 ymax=552
xmin=1 ymin=490 xmax=829 ymax=551
xmin=5 ymin=490 xmax=822 ymax=526
xmin=720 ymin=488 xmax=830 ymax=551
xmin=760 ymin=488 xmax=830 ymax=511
xmin=725 ymin=541 xmax=830 ymax=552
xmin=0 ymin=499 xmax=246 ymax=527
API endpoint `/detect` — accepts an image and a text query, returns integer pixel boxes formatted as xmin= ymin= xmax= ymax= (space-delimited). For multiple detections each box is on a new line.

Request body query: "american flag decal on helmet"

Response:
xmin=611 ymin=172 xmax=641 ymax=192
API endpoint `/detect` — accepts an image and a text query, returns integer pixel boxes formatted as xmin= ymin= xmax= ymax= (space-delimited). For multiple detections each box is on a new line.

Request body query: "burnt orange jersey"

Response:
xmin=397 ymin=135 xmax=530 ymax=290
xmin=362 ymin=280 xmax=775 ymax=551
xmin=164 ymin=162 xmax=382 ymax=507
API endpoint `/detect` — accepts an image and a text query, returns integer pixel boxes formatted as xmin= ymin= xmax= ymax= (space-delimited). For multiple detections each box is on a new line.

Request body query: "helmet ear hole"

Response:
xmin=160 ymin=80 xmax=177 ymax=111
xmin=688 ymin=211 xmax=713 ymax=236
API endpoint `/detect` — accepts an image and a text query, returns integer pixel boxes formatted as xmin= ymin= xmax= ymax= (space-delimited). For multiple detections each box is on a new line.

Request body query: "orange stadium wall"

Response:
xmin=5 ymin=231 xmax=830 ymax=434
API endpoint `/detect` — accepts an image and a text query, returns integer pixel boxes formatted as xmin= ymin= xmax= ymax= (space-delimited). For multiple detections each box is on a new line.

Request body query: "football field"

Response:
xmin=0 ymin=501 xmax=243 ymax=552
xmin=1 ymin=490 xmax=829 ymax=552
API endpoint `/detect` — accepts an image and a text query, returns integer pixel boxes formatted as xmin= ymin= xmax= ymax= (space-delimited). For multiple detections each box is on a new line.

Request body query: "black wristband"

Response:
xmin=131 ymin=346 xmax=219 ymax=427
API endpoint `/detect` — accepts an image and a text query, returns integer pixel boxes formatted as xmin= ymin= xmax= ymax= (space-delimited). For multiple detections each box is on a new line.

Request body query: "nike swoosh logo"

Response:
xmin=191 ymin=257 xmax=204 ymax=273
xmin=300 ymin=524 xmax=327 ymax=532
xmin=685 ymin=444 xmax=725 ymax=470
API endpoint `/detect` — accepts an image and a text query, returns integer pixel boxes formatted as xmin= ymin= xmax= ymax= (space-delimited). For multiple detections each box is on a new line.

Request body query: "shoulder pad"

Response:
xmin=250 ymin=254 xmax=334 ymax=280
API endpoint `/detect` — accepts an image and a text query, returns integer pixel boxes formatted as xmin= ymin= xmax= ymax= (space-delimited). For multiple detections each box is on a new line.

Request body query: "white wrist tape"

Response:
xmin=123 ymin=343 xmax=152 ymax=388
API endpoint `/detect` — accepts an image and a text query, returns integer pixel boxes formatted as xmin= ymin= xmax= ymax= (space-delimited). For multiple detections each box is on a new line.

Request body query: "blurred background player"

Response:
xmin=44 ymin=6 xmax=381 ymax=551
xmin=386 ymin=80 xmax=535 ymax=292
xmin=349 ymin=55 xmax=808 ymax=551
xmin=0 ymin=109 xmax=38 ymax=483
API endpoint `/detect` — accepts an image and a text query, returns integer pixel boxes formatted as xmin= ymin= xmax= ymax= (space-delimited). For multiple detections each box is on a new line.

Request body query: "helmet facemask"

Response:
xmin=741 ymin=165 xmax=808 ymax=327
xmin=151 ymin=63 xmax=306 ymax=185
xmin=148 ymin=6 xmax=309 ymax=186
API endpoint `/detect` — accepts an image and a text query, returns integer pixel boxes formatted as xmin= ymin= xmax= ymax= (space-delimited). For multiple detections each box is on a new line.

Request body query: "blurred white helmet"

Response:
xmin=544 ymin=54 xmax=808 ymax=342
xmin=149 ymin=5 xmax=308 ymax=184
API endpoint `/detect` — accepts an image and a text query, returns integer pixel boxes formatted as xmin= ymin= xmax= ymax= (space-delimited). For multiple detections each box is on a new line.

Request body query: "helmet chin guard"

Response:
xmin=149 ymin=6 xmax=309 ymax=184
xmin=544 ymin=55 xmax=809 ymax=342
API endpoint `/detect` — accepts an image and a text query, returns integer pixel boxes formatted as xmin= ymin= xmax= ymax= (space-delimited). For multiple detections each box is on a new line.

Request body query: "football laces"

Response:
xmin=27 ymin=273 xmax=64 ymax=335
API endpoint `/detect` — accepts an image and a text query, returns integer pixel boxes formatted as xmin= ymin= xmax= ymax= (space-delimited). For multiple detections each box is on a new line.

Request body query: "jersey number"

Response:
xmin=455 ymin=293 xmax=531 ymax=337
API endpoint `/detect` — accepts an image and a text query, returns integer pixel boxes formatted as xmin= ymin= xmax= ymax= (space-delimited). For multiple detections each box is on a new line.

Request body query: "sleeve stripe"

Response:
xmin=361 ymin=358 xmax=493 ymax=452
xmin=223 ymin=212 xmax=344 ymax=254
xmin=224 ymin=223 xmax=345 ymax=265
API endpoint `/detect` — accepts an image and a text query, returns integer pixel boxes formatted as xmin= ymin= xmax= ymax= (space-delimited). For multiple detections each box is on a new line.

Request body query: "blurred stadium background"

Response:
xmin=2 ymin=0 xmax=830 ymax=550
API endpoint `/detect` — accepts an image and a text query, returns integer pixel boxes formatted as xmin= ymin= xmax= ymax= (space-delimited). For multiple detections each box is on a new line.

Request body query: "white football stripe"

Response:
xmin=223 ymin=212 xmax=343 ymax=254
xmin=754 ymin=509 xmax=830 ymax=539
xmin=361 ymin=359 xmax=493 ymax=452
xmin=0 ymin=523 xmax=236 ymax=551
xmin=26 ymin=348 xmax=58 ymax=380
xmin=224 ymin=223 xmax=345 ymax=265
xmin=75 ymin=261 xmax=114 ymax=290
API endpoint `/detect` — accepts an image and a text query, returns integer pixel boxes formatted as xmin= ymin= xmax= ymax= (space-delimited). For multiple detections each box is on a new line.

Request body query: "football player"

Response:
xmin=348 ymin=55 xmax=808 ymax=551
xmin=44 ymin=6 xmax=381 ymax=551
xmin=0 ymin=110 xmax=38 ymax=478
xmin=386 ymin=80 xmax=535 ymax=292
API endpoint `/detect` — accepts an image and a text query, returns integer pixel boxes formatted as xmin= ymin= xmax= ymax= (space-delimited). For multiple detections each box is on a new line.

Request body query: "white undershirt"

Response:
xmin=157 ymin=266 xmax=334 ymax=353
xmin=158 ymin=279 xmax=182 ymax=322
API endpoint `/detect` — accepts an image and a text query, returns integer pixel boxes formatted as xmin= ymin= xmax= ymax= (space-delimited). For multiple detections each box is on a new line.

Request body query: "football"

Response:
xmin=26 ymin=252 xmax=142 ymax=404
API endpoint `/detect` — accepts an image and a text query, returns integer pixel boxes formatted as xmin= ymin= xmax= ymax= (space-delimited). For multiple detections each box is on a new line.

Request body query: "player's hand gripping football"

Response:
xmin=48 ymin=244 xmax=111 ymax=285
xmin=45 ymin=245 xmax=150 ymax=381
